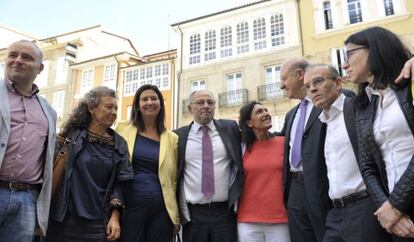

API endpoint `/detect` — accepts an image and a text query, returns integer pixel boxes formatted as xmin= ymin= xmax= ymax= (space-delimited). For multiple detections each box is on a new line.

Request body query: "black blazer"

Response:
xmin=281 ymin=103 xmax=330 ymax=240
xmin=174 ymin=119 xmax=243 ymax=220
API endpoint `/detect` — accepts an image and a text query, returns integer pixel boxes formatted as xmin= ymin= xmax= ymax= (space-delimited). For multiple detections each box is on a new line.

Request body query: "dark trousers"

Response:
xmin=121 ymin=197 xmax=173 ymax=242
xmin=287 ymin=177 xmax=325 ymax=242
xmin=323 ymin=196 xmax=391 ymax=242
xmin=183 ymin=202 xmax=237 ymax=242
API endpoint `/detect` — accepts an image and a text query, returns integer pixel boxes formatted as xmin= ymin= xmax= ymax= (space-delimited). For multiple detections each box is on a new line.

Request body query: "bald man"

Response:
xmin=280 ymin=58 xmax=331 ymax=242
xmin=0 ymin=40 xmax=57 ymax=241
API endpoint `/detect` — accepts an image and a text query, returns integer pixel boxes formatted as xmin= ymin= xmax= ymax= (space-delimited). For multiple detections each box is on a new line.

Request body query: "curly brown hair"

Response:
xmin=60 ymin=86 xmax=116 ymax=136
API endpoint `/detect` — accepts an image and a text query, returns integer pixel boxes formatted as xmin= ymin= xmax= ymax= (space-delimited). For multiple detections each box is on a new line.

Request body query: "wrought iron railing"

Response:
xmin=218 ymin=89 xmax=248 ymax=108
xmin=257 ymin=83 xmax=285 ymax=101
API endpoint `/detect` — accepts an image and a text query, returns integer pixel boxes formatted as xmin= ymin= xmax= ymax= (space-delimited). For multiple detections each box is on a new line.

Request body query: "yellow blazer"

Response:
xmin=116 ymin=122 xmax=180 ymax=225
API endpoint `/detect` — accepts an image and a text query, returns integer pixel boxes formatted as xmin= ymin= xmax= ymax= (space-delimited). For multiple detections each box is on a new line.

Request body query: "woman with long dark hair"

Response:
xmin=237 ymin=101 xmax=289 ymax=242
xmin=117 ymin=84 xmax=180 ymax=242
xmin=343 ymin=26 xmax=414 ymax=240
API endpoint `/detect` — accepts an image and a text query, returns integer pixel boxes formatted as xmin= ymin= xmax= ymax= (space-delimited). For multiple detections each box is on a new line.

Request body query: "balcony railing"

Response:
xmin=218 ymin=89 xmax=248 ymax=108
xmin=257 ymin=83 xmax=285 ymax=101
xmin=182 ymin=98 xmax=190 ymax=116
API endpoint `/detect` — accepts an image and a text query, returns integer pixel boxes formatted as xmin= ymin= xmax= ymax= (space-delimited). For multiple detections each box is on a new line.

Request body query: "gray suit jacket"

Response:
xmin=0 ymin=79 xmax=57 ymax=235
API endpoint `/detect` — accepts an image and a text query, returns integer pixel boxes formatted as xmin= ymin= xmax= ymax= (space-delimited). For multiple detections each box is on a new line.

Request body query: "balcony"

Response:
xmin=257 ymin=83 xmax=285 ymax=101
xmin=218 ymin=89 xmax=248 ymax=108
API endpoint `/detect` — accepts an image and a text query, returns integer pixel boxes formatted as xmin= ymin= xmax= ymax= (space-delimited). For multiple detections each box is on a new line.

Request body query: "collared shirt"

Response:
xmin=319 ymin=93 xmax=365 ymax=199
xmin=0 ymin=79 xmax=48 ymax=184
xmin=366 ymin=86 xmax=414 ymax=192
xmin=183 ymin=120 xmax=231 ymax=204
xmin=289 ymin=97 xmax=313 ymax=172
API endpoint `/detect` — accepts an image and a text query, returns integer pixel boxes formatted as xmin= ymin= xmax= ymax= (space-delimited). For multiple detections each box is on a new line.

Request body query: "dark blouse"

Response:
xmin=68 ymin=132 xmax=114 ymax=220
xmin=128 ymin=134 xmax=162 ymax=200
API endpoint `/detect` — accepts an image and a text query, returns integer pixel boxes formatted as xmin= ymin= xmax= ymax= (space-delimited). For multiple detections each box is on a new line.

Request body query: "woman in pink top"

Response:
xmin=237 ymin=101 xmax=290 ymax=242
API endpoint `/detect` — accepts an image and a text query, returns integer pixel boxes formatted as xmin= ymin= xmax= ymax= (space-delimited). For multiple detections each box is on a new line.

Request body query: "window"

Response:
xmin=126 ymin=106 xmax=132 ymax=121
xmin=205 ymin=30 xmax=216 ymax=61
xmin=220 ymin=26 xmax=232 ymax=58
xmin=236 ymin=22 xmax=249 ymax=54
xmin=0 ymin=63 xmax=4 ymax=79
xmin=265 ymin=65 xmax=283 ymax=99
xmin=154 ymin=64 xmax=162 ymax=88
xmin=55 ymin=57 xmax=68 ymax=84
xmin=189 ymin=34 xmax=201 ymax=64
xmin=124 ymin=68 xmax=140 ymax=96
xmin=191 ymin=80 xmax=206 ymax=92
xmin=330 ymin=47 xmax=347 ymax=77
xmin=270 ymin=115 xmax=285 ymax=132
xmin=348 ymin=0 xmax=363 ymax=24
xmin=384 ymin=0 xmax=394 ymax=16
xmin=270 ymin=14 xmax=285 ymax=47
xmin=253 ymin=18 xmax=267 ymax=50
xmin=35 ymin=61 xmax=49 ymax=87
xmin=52 ymin=90 xmax=65 ymax=118
xmin=103 ymin=63 xmax=117 ymax=90
xmin=80 ymin=68 xmax=94 ymax=95
xmin=323 ymin=1 xmax=333 ymax=29
xmin=226 ymin=73 xmax=243 ymax=105
xmin=161 ymin=63 xmax=170 ymax=89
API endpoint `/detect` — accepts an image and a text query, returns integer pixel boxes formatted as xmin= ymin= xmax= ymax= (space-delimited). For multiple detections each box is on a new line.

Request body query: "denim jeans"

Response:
xmin=0 ymin=187 xmax=39 ymax=242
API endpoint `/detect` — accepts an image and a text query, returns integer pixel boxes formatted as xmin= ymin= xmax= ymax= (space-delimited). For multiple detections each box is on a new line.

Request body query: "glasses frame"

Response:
xmin=190 ymin=99 xmax=216 ymax=106
xmin=343 ymin=47 xmax=367 ymax=63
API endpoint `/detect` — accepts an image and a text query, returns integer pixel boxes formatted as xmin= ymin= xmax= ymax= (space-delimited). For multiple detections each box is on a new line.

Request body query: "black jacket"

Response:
xmin=50 ymin=127 xmax=133 ymax=225
xmin=356 ymin=82 xmax=414 ymax=214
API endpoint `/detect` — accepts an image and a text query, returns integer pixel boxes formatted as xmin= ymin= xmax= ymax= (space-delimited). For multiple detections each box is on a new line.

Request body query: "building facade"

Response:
xmin=172 ymin=0 xmax=303 ymax=129
xmin=300 ymin=0 xmax=414 ymax=75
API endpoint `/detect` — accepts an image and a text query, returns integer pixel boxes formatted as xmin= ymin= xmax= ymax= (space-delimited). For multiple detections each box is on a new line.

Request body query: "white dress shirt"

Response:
xmin=366 ymin=87 xmax=414 ymax=192
xmin=183 ymin=120 xmax=231 ymax=204
xmin=289 ymin=97 xmax=314 ymax=172
xmin=319 ymin=93 xmax=366 ymax=199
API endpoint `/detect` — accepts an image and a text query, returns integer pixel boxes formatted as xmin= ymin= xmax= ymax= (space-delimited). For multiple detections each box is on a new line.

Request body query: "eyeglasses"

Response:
xmin=343 ymin=47 xmax=367 ymax=63
xmin=302 ymin=76 xmax=337 ymax=92
xmin=190 ymin=99 xmax=216 ymax=106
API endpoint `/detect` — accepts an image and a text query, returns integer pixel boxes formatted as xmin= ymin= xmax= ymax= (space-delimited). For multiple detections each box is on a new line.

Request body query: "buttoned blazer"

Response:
xmin=0 ymin=79 xmax=57 ymax=235
xmin=116 ymin=122 xmax=180 ymax=225
xmin=281 ymin=104 xmax=330 ymax=239
xmin=174 ymin=119 xmax=243 ymax=224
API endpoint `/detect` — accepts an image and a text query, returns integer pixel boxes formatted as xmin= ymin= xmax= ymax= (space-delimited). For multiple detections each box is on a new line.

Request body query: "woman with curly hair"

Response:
xmin=44 ymin=86 xmax=133 ymax=242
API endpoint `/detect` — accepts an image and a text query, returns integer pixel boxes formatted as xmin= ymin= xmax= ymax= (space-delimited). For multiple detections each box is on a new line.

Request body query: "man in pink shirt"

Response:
xmin=0 ymin=40 xmax=57 ymax=242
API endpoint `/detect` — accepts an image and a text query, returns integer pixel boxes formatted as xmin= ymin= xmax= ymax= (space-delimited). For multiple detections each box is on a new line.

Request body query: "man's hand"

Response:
xmin=375 ymin=201 xmax=402 ymax=232
xmin=394 ymin=57 xmax=414 ymax=84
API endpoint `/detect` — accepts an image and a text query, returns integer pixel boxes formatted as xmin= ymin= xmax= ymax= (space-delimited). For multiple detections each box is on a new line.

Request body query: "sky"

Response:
xmin=0 ymin=0 xmax=254 ymax=55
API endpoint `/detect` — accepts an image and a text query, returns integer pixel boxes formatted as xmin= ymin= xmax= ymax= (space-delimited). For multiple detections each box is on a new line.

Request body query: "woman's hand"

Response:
xmin=375 ymin=201 xmax=402 ymax=232
xmin=107 ymin=209 xmax=121 ymax=241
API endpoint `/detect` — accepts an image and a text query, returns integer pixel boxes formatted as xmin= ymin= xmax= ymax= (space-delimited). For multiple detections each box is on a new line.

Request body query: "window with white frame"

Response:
xmin=80 ymin=68 xmax=94 ymax=95
xmin=270 ymin=115 xmax=285 ymax=132
xmin=265 ymin=65 xmax=283 ymax=99
xmin=323 ymin=1 xmax=333 ymax=30
xmin=383 ymin=0 xmax=394 ymax=15
xmin=330 ymin=47 xmax=347 ymax=77
xmin=124 ymin=68 xmax=139 ymax=96
xmin=145 ymin=66 xmax=153 ymax=85
xmin=348 ymin=0 xmax=363 ymax=24
xmin=35 ymin=60 xmax=49 ymax=87
xmin=236 ymin=22 xmax=249 ymax=54
xmin=103 ymin=63 xmax=117 ymax=90
xmin=161 ymin=63 xmax=169 ymax=89
xmin=220 ymin=26 xmax=232 ymax=58
xmin=52 ymin=90 xmax=65 ymax=118
xmin=189 ymin=34 xmax=201 ymax=64
xmin=253 ymin=18 xmax=267 ymax=50
xmin=205 ymin=30 xmax=216 ymax=61
xmin=154 ymin=64 xmax=162 ymax=88
xmin=55 ymin=57 xmax=68 ymax=84
xmin=191 ymin=80 xmax=206 ymax=92
xmin=126 ymin=106 xmax=132 ymax=121
xmin=226 ymin=72 xmax=243 ymax=105
xmin=0 ymin=63 xmax=5 ymax=79
xmin=270 ymin=13 xmax=285 ymax=47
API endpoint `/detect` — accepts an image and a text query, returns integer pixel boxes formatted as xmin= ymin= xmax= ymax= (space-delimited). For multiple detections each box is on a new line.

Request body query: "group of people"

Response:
xmin=0 ymin=26 xmax=414 ymax=242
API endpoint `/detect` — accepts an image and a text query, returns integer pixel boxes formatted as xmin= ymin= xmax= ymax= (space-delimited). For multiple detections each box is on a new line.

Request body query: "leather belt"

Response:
xmin=0 ymin=180 xmax=42 ymax=191
xmin=332 ymin=190 xmax=368 ymax=208
xmin=188 ymin=201 xmax=228 ymax=208
xmin=291 ymin=171 xmax=304 ymax=180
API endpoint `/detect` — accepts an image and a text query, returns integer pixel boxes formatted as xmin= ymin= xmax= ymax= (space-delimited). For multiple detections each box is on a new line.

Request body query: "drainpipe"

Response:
xmin=296 ymin=0 xmax=305 ymax=57
xmin=174 ymin=25 xmax=184 ymax=129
